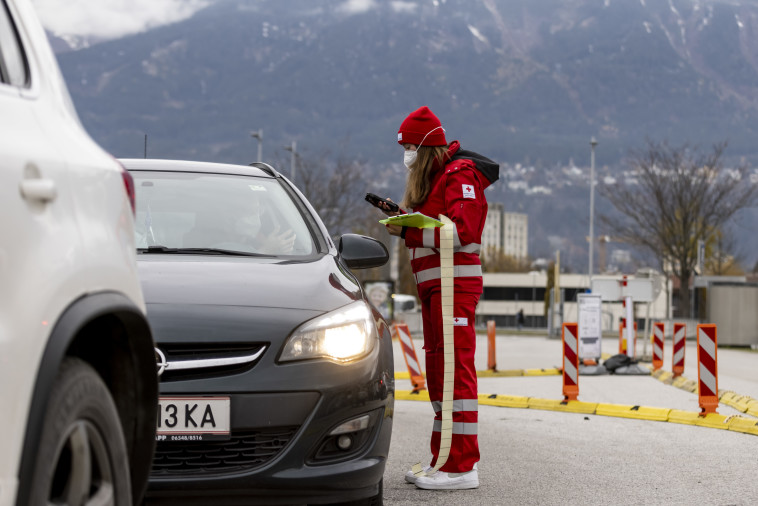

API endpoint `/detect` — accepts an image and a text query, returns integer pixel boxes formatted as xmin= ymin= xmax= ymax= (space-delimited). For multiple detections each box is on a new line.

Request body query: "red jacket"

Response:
xmin=403 ymin=141 xmax=494 ymax=300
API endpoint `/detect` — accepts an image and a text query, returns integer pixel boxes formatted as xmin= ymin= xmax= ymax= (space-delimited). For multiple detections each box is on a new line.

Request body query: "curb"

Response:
xmin=395 ymin=390 xmax=758 ymax=436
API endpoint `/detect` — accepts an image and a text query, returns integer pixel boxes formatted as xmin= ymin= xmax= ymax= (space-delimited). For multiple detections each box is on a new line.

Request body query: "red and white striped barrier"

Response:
xmin=696 ymin=324 xmax=718 ymax=414
xmin=672 ymin=322 xmax=686 ymax=377
xmin=393 ymin=323 xmax=426 ymax=393
xmin=652 ymin=322 xmax=665 ymax=371
xmin=562 ymin=323 xmax=579 ymax=401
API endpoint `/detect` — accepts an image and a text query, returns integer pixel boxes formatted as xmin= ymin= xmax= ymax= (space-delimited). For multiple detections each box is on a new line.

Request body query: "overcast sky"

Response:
xmin=31 ymin=0 xmax=212 ymax=40
xmin=30 ymin=0 xmax=423 ymax=41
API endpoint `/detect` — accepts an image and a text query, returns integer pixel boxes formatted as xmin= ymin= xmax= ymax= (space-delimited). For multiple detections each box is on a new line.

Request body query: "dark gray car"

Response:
xmin=122 ymin=158 xmax=394 ymax=505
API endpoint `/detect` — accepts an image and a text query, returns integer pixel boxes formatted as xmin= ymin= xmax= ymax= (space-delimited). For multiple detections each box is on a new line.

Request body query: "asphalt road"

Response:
xmin=383 ymin=333 xmax=758 ymax=505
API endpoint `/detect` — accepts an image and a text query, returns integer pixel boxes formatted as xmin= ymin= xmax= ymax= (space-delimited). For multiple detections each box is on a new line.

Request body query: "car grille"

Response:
xmin=156 ymin=342 xmax=267 ymax=382
xmin=151 ymin=427 xmax=299 ymax=476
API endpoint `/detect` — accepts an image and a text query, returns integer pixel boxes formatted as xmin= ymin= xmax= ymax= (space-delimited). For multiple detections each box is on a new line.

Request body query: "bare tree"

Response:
xmin=273 ymin=146 xmax=406 ymax=288
xmin=705 ymin=228 xmax=744 ymax=276
xmin=600 ymin=140 xmax=756 ymax=317
xmin=294 ymin=149 xmax=371 ymax=236
xmin=272 ymin=145 xmax=422 ymax=296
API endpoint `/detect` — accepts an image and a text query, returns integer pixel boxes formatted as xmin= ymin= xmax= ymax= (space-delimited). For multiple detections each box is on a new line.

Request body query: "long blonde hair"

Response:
xmin=402 ymin=145 xmax=450 ymax=209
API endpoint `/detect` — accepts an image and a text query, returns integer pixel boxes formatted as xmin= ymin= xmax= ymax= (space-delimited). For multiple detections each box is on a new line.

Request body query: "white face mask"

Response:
xmin=401 ymin=125 xmax=445 ymax=170
xmin=403 ymin=150 xmax=417 ymax=170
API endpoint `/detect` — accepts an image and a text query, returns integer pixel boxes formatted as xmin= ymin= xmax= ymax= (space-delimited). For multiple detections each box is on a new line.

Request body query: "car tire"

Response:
xmin=27 ymin=358 xmax=132 ymax=506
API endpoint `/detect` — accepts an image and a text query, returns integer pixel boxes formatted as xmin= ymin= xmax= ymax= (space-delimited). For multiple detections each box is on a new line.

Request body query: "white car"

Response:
xmin=0 ymin=1 xmax=158 ymax=505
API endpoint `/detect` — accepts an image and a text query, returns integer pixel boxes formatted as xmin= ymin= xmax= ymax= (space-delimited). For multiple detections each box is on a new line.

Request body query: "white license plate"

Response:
xmin=156 ymin=396 xmax=230 ymax=441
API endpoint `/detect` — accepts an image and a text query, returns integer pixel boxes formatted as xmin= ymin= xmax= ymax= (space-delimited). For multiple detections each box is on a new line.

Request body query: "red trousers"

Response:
xmin=421 ymin=291 xmax=480 ymax=473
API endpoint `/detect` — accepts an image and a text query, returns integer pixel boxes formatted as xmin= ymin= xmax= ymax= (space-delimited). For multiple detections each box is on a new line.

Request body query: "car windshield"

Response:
xmin=131 ymin=170 xmax=316 ymax=256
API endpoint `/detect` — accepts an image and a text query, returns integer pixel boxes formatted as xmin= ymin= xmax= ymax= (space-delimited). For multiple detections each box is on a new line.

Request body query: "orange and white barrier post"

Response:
xmin=393 ymin=323 xmax=426 ymax=393
xmin=618 ymin=321 xmax=623 ymax=353
xmin=487 ymin=320 xmax=497 ymax=372
xmin=562 ymin=323 xmax=579 ymax=401
xmin=672 ymin=322 xmax=686 ymax=377
xmin=697 ymin=324 xmax=719 ymax=414
xmin=652 ymin=322 xmax=665 ymax=371
xmin=618 ymin=319 xmax=638 ymax=355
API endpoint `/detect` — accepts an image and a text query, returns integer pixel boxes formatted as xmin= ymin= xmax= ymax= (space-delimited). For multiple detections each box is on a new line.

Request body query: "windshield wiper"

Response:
xmin=138 ymin=245 xmax=274 ymax=257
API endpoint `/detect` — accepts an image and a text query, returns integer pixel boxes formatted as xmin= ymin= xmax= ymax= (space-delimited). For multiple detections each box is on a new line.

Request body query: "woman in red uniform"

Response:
xmin=383 ymin=106 xmax=498 ymax=490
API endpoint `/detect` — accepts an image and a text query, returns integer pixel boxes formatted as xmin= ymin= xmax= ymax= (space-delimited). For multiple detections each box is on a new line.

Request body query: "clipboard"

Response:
xmin=379 ymin=212 xmax=443 ymax=228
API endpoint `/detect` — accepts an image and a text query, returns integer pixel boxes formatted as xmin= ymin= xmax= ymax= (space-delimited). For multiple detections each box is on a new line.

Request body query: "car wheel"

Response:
xmin=28 ymin=358 xmax=132 ymax=506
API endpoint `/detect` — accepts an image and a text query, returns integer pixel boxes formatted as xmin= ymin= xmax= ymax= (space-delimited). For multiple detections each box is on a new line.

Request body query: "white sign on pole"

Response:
xmin=591 ymin=278 xmax=654 ymax=302
xmin=578 ymin=294 xmax=602 ymax=359
xmin=625 ymin=295 xmax=635 ymax=358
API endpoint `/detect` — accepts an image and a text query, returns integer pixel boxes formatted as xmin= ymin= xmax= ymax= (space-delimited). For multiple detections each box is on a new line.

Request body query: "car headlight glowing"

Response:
xmin=280 ymin=302 xmax=376 ymax=363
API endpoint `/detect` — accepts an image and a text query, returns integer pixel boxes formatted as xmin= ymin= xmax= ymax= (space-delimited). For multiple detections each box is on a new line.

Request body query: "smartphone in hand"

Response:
xmin=365 ymin=193 xmax=400 ymax=213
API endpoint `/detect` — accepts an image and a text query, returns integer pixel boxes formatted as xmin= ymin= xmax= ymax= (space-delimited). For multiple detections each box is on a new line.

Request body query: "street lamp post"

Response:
xmin=531 ymin=271 xmax=537 ymax=328
xmin=589 ymin=137 xmax=598 ymax=285
xmin=283 ymin=141 xmax=297 ymax=182
xmin=250 ymin=129 xmax=263 ymax=162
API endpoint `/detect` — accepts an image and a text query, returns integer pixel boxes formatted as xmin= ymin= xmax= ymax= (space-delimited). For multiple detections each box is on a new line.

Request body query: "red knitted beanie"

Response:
xmin=397 ymin=106 xmax=447 ymax=147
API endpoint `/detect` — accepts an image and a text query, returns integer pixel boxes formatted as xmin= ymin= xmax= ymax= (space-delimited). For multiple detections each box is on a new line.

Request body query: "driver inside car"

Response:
xmin=234 ymin=198 xmax=296 ymax=255
xmin=182 ymin=195 xmax=296 ymax=255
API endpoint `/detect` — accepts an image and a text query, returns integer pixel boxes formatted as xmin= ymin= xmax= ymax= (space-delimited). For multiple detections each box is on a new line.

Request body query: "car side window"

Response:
xmin=0 ymin=0 xmax=29 ymax=87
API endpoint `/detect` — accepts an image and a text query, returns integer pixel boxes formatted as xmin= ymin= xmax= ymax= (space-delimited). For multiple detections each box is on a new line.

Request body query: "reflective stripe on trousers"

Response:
xmin=433 ymin=419 xmax=479 ymax=435
xmin=431 ymin=399 xmax=479 ymax=414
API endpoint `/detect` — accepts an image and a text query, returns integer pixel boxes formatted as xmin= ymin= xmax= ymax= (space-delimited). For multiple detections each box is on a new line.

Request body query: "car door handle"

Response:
xmin=20 ymin=179 xmax=57 ymax=203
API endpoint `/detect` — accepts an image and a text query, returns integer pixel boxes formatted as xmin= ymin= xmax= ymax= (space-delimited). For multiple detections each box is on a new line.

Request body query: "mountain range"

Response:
xmin=51 ymin=0 xmax=758 ymax=271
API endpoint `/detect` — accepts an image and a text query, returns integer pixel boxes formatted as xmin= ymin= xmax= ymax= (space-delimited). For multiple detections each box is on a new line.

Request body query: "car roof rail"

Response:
xmin=248 ymin=162 xmax=280 ymax=177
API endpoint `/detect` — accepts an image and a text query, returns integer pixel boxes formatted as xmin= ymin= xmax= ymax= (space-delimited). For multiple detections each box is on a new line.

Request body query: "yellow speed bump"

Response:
xmin=668 ymin=409 xmax=700 ymax=426
xmin=695 ymin=412 xmax=730 ymax=430
xmin=654 ymin=375 xmax=758 ymax=418
xmin=652 ymin=369 xmax=673 ymax=383
xmin=478 ymin=393 xmax=529 ymax=409
xmin=528 ymin=398 xmax=597 ymax=414
xmin=731 ymin=395 xmax=756 ymax=413
xmin=477 ymin=369 xmax=524 ymax=377
xmin=395 ymin=391 xmax=758 ymax=436
xmin=728 ymin=416 xmax=758 ymax=436
xmin=395 ymin=389 xmax=430 ymax=402
xmin=718 ymin=391 xmax=752 ymax=414
xmin=395 ymin=371 xmax=418 ymax=380
xmin=596 ymin=403 xmax=670 ymax=421
xmin=524 ymin=368 xmax=561 ymax=376
xmin=719 ymin=391 xmax=740 ymax=405
xmin=667 ymin=410 xmax=728 ymax=429
xmin=395 ymin=368 xmax=561 ymax=380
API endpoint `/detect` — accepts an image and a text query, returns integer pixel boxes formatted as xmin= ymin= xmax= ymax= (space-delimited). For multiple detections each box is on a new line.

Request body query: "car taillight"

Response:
xmin=121 ymin=167 xmax=136 ymax=216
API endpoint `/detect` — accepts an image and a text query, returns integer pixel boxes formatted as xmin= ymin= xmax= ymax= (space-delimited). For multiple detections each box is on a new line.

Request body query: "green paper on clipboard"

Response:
xmin=379 ymin=212 xmax=443 ymax=228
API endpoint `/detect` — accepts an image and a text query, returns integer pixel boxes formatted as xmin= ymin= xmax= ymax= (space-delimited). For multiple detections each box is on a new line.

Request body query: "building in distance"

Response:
xmin=482 ymin=203 xmax=528 ymax=261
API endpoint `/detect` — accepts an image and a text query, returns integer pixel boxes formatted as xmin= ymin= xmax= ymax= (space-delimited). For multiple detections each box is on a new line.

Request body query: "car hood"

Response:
xmin=137 ymin=253 xmax=362 ymax=312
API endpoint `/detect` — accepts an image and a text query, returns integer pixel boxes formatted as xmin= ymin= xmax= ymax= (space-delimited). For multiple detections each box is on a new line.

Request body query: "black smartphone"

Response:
xmin=365 ymin=193 xmax=400 ymax=213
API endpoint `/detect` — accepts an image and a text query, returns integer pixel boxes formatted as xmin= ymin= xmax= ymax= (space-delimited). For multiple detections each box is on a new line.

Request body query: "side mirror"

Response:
xmin=338 ymin=234 xmax=389 ymax=269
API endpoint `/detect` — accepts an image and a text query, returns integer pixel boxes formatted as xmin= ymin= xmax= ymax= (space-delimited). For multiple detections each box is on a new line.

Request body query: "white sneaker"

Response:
xmin=414 ymin=468 xmax=479 ymax=490
xmin=404 ymin=463 xmax=432 ymax=484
